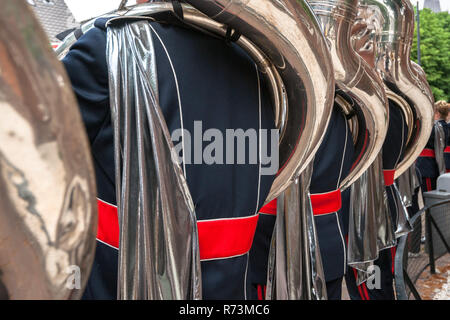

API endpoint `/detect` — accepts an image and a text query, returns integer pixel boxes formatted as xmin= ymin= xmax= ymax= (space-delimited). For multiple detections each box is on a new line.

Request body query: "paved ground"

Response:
xmin=415 ymin=254 xmax=450 ymax=300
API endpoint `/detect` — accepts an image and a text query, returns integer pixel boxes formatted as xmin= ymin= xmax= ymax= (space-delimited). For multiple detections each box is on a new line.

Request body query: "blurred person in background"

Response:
xmin=444 ymin=102 xmax=450 ymax=172
xmin=417 ymin=100 xmax=449 ymax=191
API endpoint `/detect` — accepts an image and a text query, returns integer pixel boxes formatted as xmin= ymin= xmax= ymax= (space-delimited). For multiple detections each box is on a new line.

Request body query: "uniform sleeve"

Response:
xmin=62 ymin=27 xmax=109 ymax=145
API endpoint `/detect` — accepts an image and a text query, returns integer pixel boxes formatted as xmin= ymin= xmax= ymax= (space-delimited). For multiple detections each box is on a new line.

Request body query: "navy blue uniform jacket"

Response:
xmin=63 ymin=18 xmax=276 ymax=300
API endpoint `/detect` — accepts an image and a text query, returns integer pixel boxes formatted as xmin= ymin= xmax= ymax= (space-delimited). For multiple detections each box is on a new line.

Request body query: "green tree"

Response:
xmin=412 ymin=8 xmax=450 ymax=101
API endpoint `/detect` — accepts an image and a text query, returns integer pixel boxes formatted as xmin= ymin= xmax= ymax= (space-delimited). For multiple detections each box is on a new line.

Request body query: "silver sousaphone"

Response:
xmin=57 ymin=0 xmax=336 ymax=203
xmin=308 ymin=0 xmax=389 ymax=191
xmin=0 ymin=0 xmax=97 ymax=299
xmin=306 ymin=0 xmax=389 ymax=288
xmin=346 ymin=2 xmax=396 ymax=282
xmin=356 ymin=0 xmax=434 ymax=239
xmin=367 ymin=0 xmax=434 ymax=179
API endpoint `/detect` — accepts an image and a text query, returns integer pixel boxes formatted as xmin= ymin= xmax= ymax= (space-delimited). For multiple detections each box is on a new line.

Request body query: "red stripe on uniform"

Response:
xmin=362 ymin=282 xmax=370 ymax=300
xmin=96 ymin=199 xmax=120 ymax=248
xmin=426 ymin=178 xmax=432 ymax=192
xmin=420 ymin=148 xmax=435 ymax=158
xmin=310 ymin=189 xmax=342 ymax=215
xmin=257 ymin=285 xmax=263 ymax=300
xmin=259 ymin=199 xmax=277 ymax=215
xmin=96 ymin=199 xmax=259 ymax=260
xmin=391 ymin=247 xmax=397 ymax=275
xmin=444 ymin=146 xmax=450 ymax=153
xmin=197 ymin=215 xmax=259 ymax=260
xmin=383 ymin=169 xmax=396 ymax=187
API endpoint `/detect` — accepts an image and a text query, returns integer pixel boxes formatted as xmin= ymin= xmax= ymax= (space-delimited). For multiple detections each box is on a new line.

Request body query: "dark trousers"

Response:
xmin=249 ymin=284 xmax=267 ymax=300
xmin=421 ymin=177 xmax=437 ymax=193
xmin=326 ymin=277 xmax=343 ymax=300
xmin=345 ymin=248 xmax=396 ymax=300
xmin=408 ymin=185 xmax=423 ymax=253
xmin=249 ymin=278 xmax=343 ymax=300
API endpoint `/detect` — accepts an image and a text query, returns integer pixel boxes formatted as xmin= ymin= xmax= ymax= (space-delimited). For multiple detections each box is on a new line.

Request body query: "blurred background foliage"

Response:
xmin=412 ymin=7 xmax=450 ymax=101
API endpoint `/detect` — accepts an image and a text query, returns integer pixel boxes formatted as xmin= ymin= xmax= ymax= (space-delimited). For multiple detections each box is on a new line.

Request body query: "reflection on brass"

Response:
xmin=0 ymin=0 xmax=97 ymax=299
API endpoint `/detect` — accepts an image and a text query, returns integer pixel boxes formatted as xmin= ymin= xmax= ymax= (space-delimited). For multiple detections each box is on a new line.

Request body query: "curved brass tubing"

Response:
xmin=308 ymin=0 xmax=389 ymax=191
